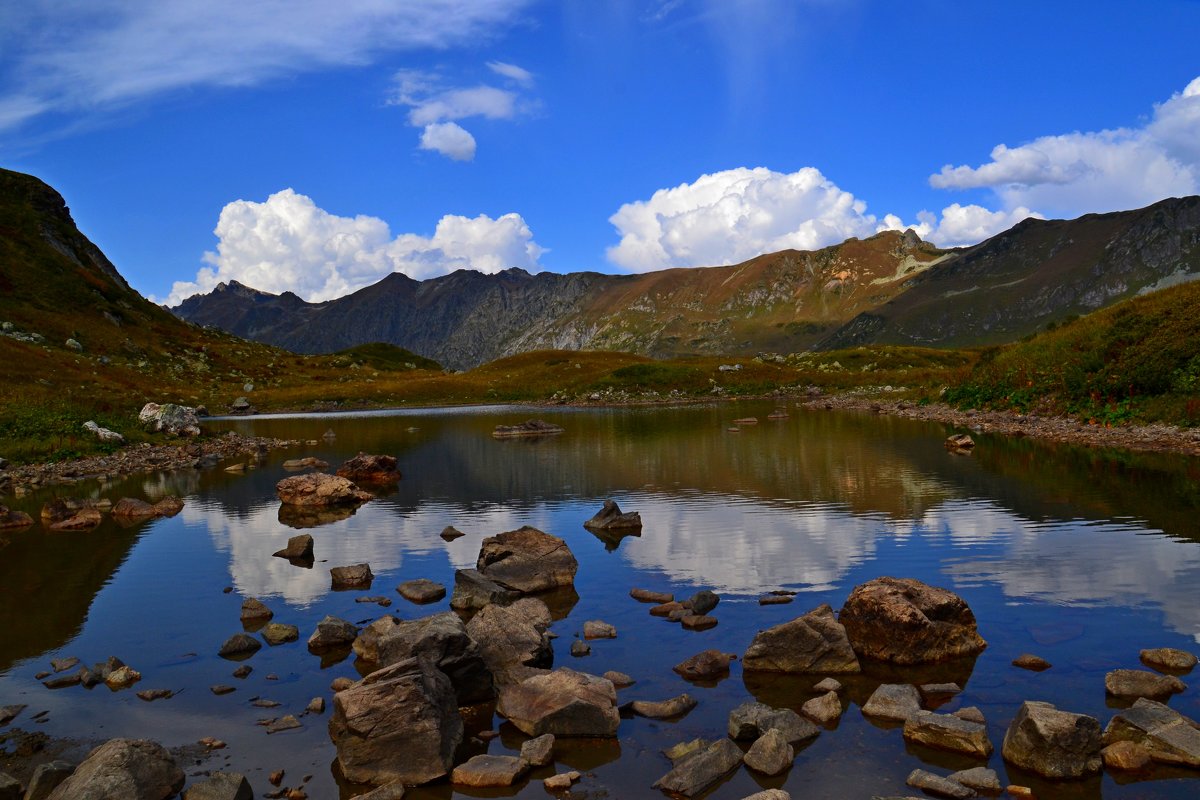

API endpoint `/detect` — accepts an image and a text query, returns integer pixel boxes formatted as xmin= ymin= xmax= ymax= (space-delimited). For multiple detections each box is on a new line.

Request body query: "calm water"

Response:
xmin=1 ymin=401 xmax=1199 ymax=799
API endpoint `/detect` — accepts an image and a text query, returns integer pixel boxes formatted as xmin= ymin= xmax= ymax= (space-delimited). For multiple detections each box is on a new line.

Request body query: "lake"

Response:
xmin=1 ymin=400 xmax=1198 ymax=798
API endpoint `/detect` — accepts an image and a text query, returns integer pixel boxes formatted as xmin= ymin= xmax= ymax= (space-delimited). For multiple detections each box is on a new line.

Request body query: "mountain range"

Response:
xmin=173 ymin=196 xmax=1200 ymax=369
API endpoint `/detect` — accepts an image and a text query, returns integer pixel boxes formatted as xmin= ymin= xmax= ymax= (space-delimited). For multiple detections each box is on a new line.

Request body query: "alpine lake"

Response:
xmin=1 ymin=400 xmax=1198 ymax=799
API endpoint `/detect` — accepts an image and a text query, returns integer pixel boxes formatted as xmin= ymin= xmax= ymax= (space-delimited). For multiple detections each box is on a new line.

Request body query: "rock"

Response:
xmin=685 ymin=590 xmax=719 ymax=615
xmin=570 ymin=640 xmax=590 ymax=657
xmin=356 ymin=596 xmax=392 ymax=607
xmin=330 ymin=563 xmax=374 ymax=590
xmin=1102 ymin=740 xmax=1153 ymax=771
xmin=353 ymin=612 xmax=493 ymax=705
xmin=450 ymin=755 xmax=529 ymax=787
xmin=83 ymin=420 xmax=124 ymax=443
xmin=681 ymin=615 xmax=717 ymax=630
xmin=839 ymin=577 xmax=986 ymax=664
xmin=743 ymin=728 xmax=792 ymax=776
xmin=262 ymin=623 xmax=299 ymax=646
xmin=905 ymin=769 xmax=973 ymax=799
xmin=24 ymin=760 xmax=74 ymax=800
xmin=265 ymin=715 xmax=301 ymax=733
xmin=492 ymin=419 xmax=564 ymax=438
xmin=521 ymin=733 xmax=555 ymax=767
xmin=465 ymin=598 xmax=553 ymax=687
xmin=1106 ymin=668 xmax=1186 ymax=700
xmin=948 ymin=766 xmax=1000 ymax=793
xmin=354 ymin=781 xmax=407 ymax=800
xmin=440 ymin=525 xmax=465 ymax=541
xmin=813 ymin=677 xmax=842 ymax=693
xmin=136 ymin=689 xmax=174 ymax=702
xmin=240 ymin=598 xmax=273 ymax=624
xmin=44 ymin=670 xmax=83 ymax=689
xmin=651 ymin=601 xmax=684 ymax=617
xmin=229 ymin=397 xmax=251 ymax=413
xmin=759 ymin=595 xmax=793 ymax=606
xmin=0 ymin=704 xmax=25 ymax=726
xmin=583 ymin=620 xmax=616 ymax=639
xmin=728 ymin=702 xmax=819 ymax=744
xmin=449 ymin=569 xmax=523 ymax=610
xmin=218 ymin=633 xmax=262 ymax=659
xmin=138 ymin=403 xmax=201 ymax=437
xmin=920 ymin=682 xmax=961 ymax=699
xmin=51 ymin=656 xmax=80 ymax=673
xmin=673 ymin=650 xmax=736 ymax=681
xmin=496 ymin=668 xmax=619 ymax=737
xmin=742 ymin=604 xmax=861 ymax=673
xmin=307 ymin=615 xmax=358 ymax=651
xmin=603 ymin=670 xmax=634 ymax=686
xmin=0 ymin=506 xmax=33 ymax=530
xmin=543 ymin=772 xmax=580 ymax=791
xmin=953 ymin=706 xmax=986 ymax=724
xmin=861 ymin=683 xmax=922 ymax=722
xmin=582 ymin=500 xmax=642 ymax=530
xmin=337 ymin=453 xmax=402 ymax=484
xmin=43 ymin=500 xmax=102 ymax=530
xmin=476 ymin=526 xmax=578 ymax=594
xmin=1140 ymin=647 xmax=1197 ymax=673
xmin=1001 ymin=700 xmax=1102 ymax=778
xmin=1103 ymin=697 xmax=1200 ymax=767
xmin=330 ymin=677 xmax=353 ymax=691
xmin=903 ymin=710 xmax=993 ymax=757
xmin=1012 ymin=653 xmax=1051 ymax=671
xmin=273 ymin=534 xmax=314 ymax=561
xmin=45 ymin=738 xmax=184 ymax=800
xmin=232 ymin=665 xmax=252 ymax=679
xmin=152 ymin=497 xmax=184 ymax=516
xmin=740 ymin=792 xmax=790 ymax=800
xmin=211 ymin=685 xmax=235 ymax=695
xmin=630 ymin=587 xmax=673 ymax=603
xmin=944 ymin=433 xmax=975 ymax=450
xmin=0 ymin=772 xmax=20 ymax=800
xmin=630 ymin=694 xmax=697 ymax=719
xmin=306 ymin=696 xmax=325 ymax=714
xmin=328 ymin=657 xmax=463 ymax=786
xmin=105 ymin=666 xmax=142 ymax=689
xmin=664 ymin=739 xmax=707 ymax=762
xmin=397 ymin=579 xmax=446 ymax=604
xmin=282 ymin=457 xmax=329 ymax=471
xmin=801 ymin=690 xmax=842 ymax=725
xmin=276 ymin=473 xmax=371 ymax=507
xmin=652 ymin=738 xmax=744 ymax=798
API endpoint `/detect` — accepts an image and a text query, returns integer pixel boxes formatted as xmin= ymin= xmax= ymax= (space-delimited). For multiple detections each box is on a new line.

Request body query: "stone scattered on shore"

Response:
xmin=582 ymin=499 xmax=642 ymax=531
xmin=397 ymin=579 xmax=446 ymax=604
xmin=949 ymin=766 xmax=1001 ymax=794
xmin=944 ymin=433 xmax=975 ymax=451
xmin=492 ymin=419 xmax=564 ymax=439
xmin=1102 ymin=740 xmax=1153 ymax=771
xmin=673 ymin=650 xmax=736 ymax=681
xmin=1001 ymin=700 xmax=1102 ymax=778
xmin=652 ymin=738 xmax=743 ymax=798
xmin=521 ymin=733 xmax=555 ymax=767
xmin=604 ymin=670 xmax=634 ymax=687
xmin=330 ymin=563 xmax=374 ymax=590
xmin=839 ymin=577 xmax=986 ymax=665
xmin=570 ymin=640 xmax=590 ymax=657
xmin=45 ymin=738 xmax=184 ymax=800
xmin=0 ymin=505 xmax=33 ymax=530
xmin=496 ymin=668 xmax=619 ymax=737
xmin=181 ymin=771 xmax=253 ymax=800
xmin=742 ymin=604 xmax=861 ymax=674
xmin=800 ymin=690 xmax=843 ymax=725
xmin=583 ymin=620 xmax=617 ymax=639
xmin=728 ymin=702 xmax=819 ymax=745
xmin=682 ymin=615 xmax=717 ymax=631
xmin=276 ymin=473 xmax=372 ymax=507
xmin=1139 ymin=647 xmax=1197 ymax=674
xmin=449 ymin=569 xmax=522 ymax=611
xmin=41 ymin=499 xmax=102 ymax=531
xmin=272 ymin=533 xmax=314 ymax=561
xmin=82 ymin=420 xmax=124 ymax=444
xmin=1105 ymin=668 xmax=1186 ymax=700
xmin=110 ymin=496 xmax=184 ymax=519
xmin=262 ymin=623 xmax=299 ymax=646
xmin=451 ymin=755 xmax=529 ymax=787
xmin=337 ymin=453 xmax=402 ymax=484
xmin=906 ymin=768 xmax=974 ymax=799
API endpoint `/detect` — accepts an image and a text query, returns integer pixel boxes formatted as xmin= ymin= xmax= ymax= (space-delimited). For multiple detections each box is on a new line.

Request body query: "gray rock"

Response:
xmin=265 ymin=715 xmax=301 ymax=734
xmin=82 ymin=420 xmax=124 ymax=443
xmin=743 ymin=728 xmax=792 ymax=776
xmin=673 ymin=649 xmax=736 ymax=680
xmin=1103 ymin=697 xmax=1200 ymax=767
xmin=582 ymin=499 xmax=642 ymax=530
xmin=629 ymin=693 xmax=697 ymax=719
xmin=652 ymin=738 xmax=744 ymax=798
xmin=953 ymin=706 xmax=986 ymax=724
xmin=397 ymin=579 xmax=446 ymax=604
xmin=138 ymin=403 xmax=201 ymax=437
xmin=307 ymin=615 xmax=358 ymax=651
xmin=948 ymin=766 xmax=1001 ymax=793
xmin=570 ymin=640 xmax=590 ymax=657
xmin=728 ymin=701 xmax=819 ymax=744
xmin=465 ymin=598 xmax=552 ymax=687
xmin=45 ymin=739 xmax=183 ymax=800
xmin=476 ymin=526 xmax=578 ymax=594
xmin=278 ymin=473 xmax=372 ymax=508
xmin=861 ymin=683 xmax=922 ymax=722
xmin=0 ymin=703 xmax=27 ymax=725
xmin=272 ymin=534 xmax=314 ymax=561
xmin=354 ymin=781 xmax=407 ymax=800
xmin=742 ymin=604 xmax=861 ymax=674
xmin=1140 ymin=647 xmax=1198 ymax=673
xmin=239 ymin=597 xmax=273 ymax=624
xmin=800 ymin=690 xmax=842 ymax=725
xmin=450 ymin=755 xmax=529 ymax=787
xmin=1001 ymin=700 xmax=1102 ymax=778
xmin=603 ymin=670 xmax=634 ymax=687
xmin=686 ymin=590 xmax=720 ymax=615
xmin=449 ymin=568 xmax=522 ymax=611
xmin=496 ymin=668 xmax=619 ymax=737
xmin=903 ymin=710 xmax=993 ymax=757
xmin=352 ymin=612 xmax=493 ymax=705
xmin=65 ymin=338 xmax=83 ymax=351
xmin=905 ymin=768 xmax=973 ymax=799
xmin=520 ymin=733 xmax=555 ymax=767
xmin=181 ymin=772 xmax=253 ymax=800
xmin=330 ymin=563 xmax=374 ymax=590
xmin=217 ymin=634 xmax=261 ymax=659
xmin=813 ymin=677 xmax=842 ymax=693
xmin=1105 ymin=668 xmax=1186 ymax=699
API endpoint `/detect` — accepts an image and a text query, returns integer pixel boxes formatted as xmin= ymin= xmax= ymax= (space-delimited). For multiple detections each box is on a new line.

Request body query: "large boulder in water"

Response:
xmin=838 ymin=577 xmax=986 ymax=664
xmin=1001 ymin=700 xmax=1102 ymax=778
xmin=328 ymin=657 xmax=463 ymax=786
xmin=138 ymin=403 xmax=201 ymax=437
xmin=45 ymin=738 xmax=184 ymax=800
xmin=351 ymin=612 xmax=493 ymax=705
xmin=742 ymin=604 xmax=861 ymax=674
xmin=465 ymin=598 xmax=554 ymax=687
xmin=1103 ymin=698 xmax=1200 ymax=767
xmin=476 ymin=526 xmax=577 ymax=594
xmin=496 ymin=668 xmax=619 ymax=737
xmin=336 ymin=453 xmax=402 ymax=484
xmin=277 ymin=473 xmax=372 ymax=507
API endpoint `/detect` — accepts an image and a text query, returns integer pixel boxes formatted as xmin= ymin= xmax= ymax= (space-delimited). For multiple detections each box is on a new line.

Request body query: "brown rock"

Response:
xmin=262 ymin=623 xmax=299 ymax=646
xmin=496 ymin=668 xmax=619 ymax=737
xmin=450 ymin=755 xmax=528 ymax=787
xmin=275 ymin=473 xmax=371 ymax=507
xmin=330 ymin=563 xmax=373 ymax=590
xmin=440 ymin=526 xmax=465 ymax=541
xmin=465 ymin=598 xmax=552 ymax=688
xmin=759 ymin=595 xmax=793 ymax=606
xmin=727 ymin=702 xmax=819 ymax=744
xmin=800 ymin=690 xmax=842 ymax=725
xmin=742 ymin=604 xmax=861 ymax=673
xmin=1102 ymin=740 xmax=1152 ymax=771
xmin=218 ymin=633 xmax=262 ymax=659
xmin=838 ymin=577 xmax=986 ymax=664
xmin=48 ymin=506 xmax=102 ymax=530
xmin=1139 ymin=647 xmax=1197 ymax=673
xmin=521 ymin=733 xmax=555 ymax=767
xmin=673 ymin=650 xmax=736 ymax=681
xmin=1104 ymin=668 xmax=1186 ymax=700
xmin=743 ymin=728 xmax=792 ymax=776
xmin=282 ymin=457 xmax=328 ymax=470
xmin=543 ymin=771 xmax=580 ymax=791
xmin=273 ymin=534 xmax=314 ymax=561
xmin=336 ymin=453 xmax=401 ymax=484
xmin=905 ymin=768 xmax=973 ymax=799
xmin=948 ymin=766 xmax=1001 ymax=793
xmin=1012 ymin=653 xmax=1051 ymax=671
xmin=492 ymin=419 xmax=564 ymax=438
xmin=45 ymin=738 xmax=184 ymax=800
xmin=1103 ymin=697 xmax=1200 ymax=767
xmin=448 ymin=568 xmax=522 ymax=611
xmin=861 ymin=683 xmax=921 ymax=722
xmin=354 ymin=612 xmax=493 ymax=705
xmin=630 ymin=587 xmax=673 ymax=604
xmin=111 ymin=498 xmax=164 ymax=518
xmin=582 ymin=499 xmax=641 ymax=530
xmin=903 ymin=710 xmax=993 ymax=757
xmin=476 ymin=526 xmax=578 ymax=594
xmin=307 ymin=615 xmax=358 ymax=652
xmin=944 ymin=433 xmax=975 ymax=450
xmin=582 ymin=620 xmax=616 ymax=639
xmin=603 ymin=670 xmax=634 ymax=686
xmin=651 ymin=601 xmax=684 ymax=617
xmin=629 ymin=693 xmax=697 ymax=719
xmin=0 ymin=505 xmax=33 ymax=530
xmin=681 ymin=615 xmax=718 ymax=631
xmin=240 ymin=598 xmax=273 ymax=624
xmin=1001 ymin=700 xmax=1102 ymax=778
xmin=397 ymin=579 xmax=446 ymax=604
xmin=652 ymin=738 xmax=743 ymax=798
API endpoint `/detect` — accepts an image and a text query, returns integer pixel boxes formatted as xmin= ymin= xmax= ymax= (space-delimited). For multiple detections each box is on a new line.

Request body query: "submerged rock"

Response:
xmin=839 ymin=577 xmax=986 ymax=664
xmin=111 ymin=497 xmax=183 ymax=519
xmin=1012 ymin=653 xmax=1052 ymax=671
xmin=0 ymin=505 xmax=33 ymax=530
xmin=1001 ymin=700 xmax=1102 ymax=778
xmin=630 ymin=587 xmax=673 ymax=603
xmin=742 ymin=604 xmax=861 ymax=674
xmin=582 ymin=500 xmax=642 ymax=531
xmin=218 ymin=634 xmax=261 ymax=660
xmin=181 ymin=772 xmax=253 ymax=800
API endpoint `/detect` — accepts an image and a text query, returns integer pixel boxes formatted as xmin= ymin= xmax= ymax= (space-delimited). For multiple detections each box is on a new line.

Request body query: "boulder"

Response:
xmin=83 ymin=420 xmax=124 ymax=443
xmin=905 ymin=769 xmax=973 ymax=799
xmin=727 ymin=702 xmax=819 ymax=744
xmin=451 ymin=754 xmax=529 ymax=787
xmin=742 ymin=604 xmax=861 ymax=673
xmin=330 ymin=563 xmax=374 ymax=590
xmin=138 ymin=403 xmax=201 ymax=437
xmin=582 ymin=500 xmax=642 ymax=531
xmin=902 ymin=710 xmax=993 ymax=757
xmin=583 ymin=620 xmax=616 ymax=639
xmin=465 ymin=598 xmax=553 ymax=688
xmin=947 ymin=766 xmax=1001 ymax=793
xmin=521 ymin=733 xmax=555 ymax=767
xmin=329 ymin=657 xmax=463 ymax=786
xmin=838 ymin=577 xmax=986 ymax=664
xmin=604 ymin=670 xmax=634 ymax=687
xmin=151 ymin=497 xmax=184 ymax=516
xmin=105 ymin=666 xmax=142 ymax=690
xmin=543 ymin=772 xmax=581 ymax=791
xmin=24 ymin=760 xmax=74 ymax=800
xmin=273 ymin=533 xmax=314 ymax=561
xmin=570 ymin=640 xmax=590 ymax=657
xmin=337 ymin=453 xmax=402 ymax=484
xmin=449 ymin=569 xmax=523 ymax=610
xmin=354 ymin=612 xmax=493 ymax=705
xmin=1103 ymin=697 xmax=1200 ymax=767
xmin=239 ymin=597 xmax=273 ymax=624
xmin=1105 ymin=668 xmax=1186 ymax=700
xmin=629 ymin=694 xmax=697 ymax=719
xmin=1102 ymin=740 xmax=1153 ymax=771
xmin=1140 ymin=647 xmax=1197 ymax=673
xmin=397 ymin=579 xmax=446 ymax=604
xmin=308 ymin=615 xmax=359 ymax=652
xmin=953 ymin=707 xmax=986 ymax=725
xmin=673 ymin=650 xmax=736 ymax=681
xmin=0 ymin=506 xmax=33 ymax=530
xmin=800 ymin=690 xmax=842 ymax=725
xmin=813 ymin=677 xmax=842 ymax=693
xmin=861 ymin=683 xmax=922 ymax=722
xmin=440 ymin=526 xmax=465 ymax=541
xmin=476 ymin=526 xmax=578 ymax=594
xmin=262 ymin=623 xmax=299 ymax=646
xmin=42 ymin=499 xmax=102 ymax=531
xmin=276 ymin=473 xmax=372 ymax=507
xmin=218 ymin=634 xmax=261 ymax=659
xmin=651 ymin=738 xmax=744 ymax=798
xmin=45 ymin=739 xmax=184 ymax=800
xmin=496 ymin=668 xmax=619 ymax=737
xmin=740 ymin=792 xmax=790 ymax=800
xmin=181 ymin=772 xmax=253 ymax=800
xmin=1001 ymin=701 xmax=1102 ymax=778
xmin=685 ymin=590 xmax=720 ymax=615
xmin=681 ymin=614 xmax=717 ymax=631
xmin=743 ymin=728 xmax=792 ymax=776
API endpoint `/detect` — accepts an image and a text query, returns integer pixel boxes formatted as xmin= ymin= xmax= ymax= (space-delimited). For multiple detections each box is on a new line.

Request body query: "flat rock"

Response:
xmin=743 ymin=728 xmax=792 ymax=776
xmin=492 ymin=419 xmax=564 ymax=438
xmin=543 ymin=771 xmax=580 ymax=791
xmin=521 ymin=733 xmax=555 ymax=767
xmin=353 ymin=612 xmax=493 ymax=705
xmin=51 ymin=657 xmax=80 ymax=673
xmin=330 ymin=563 xmax=373 ymax=590
xmin=740 ymin=792 xmax=790 ymax=800
xmin=450 ymin=755 xmax=529 ymax=787
xmin=630 ymin=587 xmax=673 ymax=603
xmin=839 ymin=577 xmax=986 ymax=664
xmin=650 ymin=601 xmax=684 ymax=617
xmin=920 ymin=682 xmax=961 ymax=699
xmin=583 ymin=499 xmax=642 ymax=530
xmin=629 ymin=693 xmax=697 ymax=719
xmin=307 ymin=615 xmax=358 ymax=651
xmin=1103 ymin=697 xmax=1200 ymax=767
xmin=583 ymin=620 xmax=616 ymax=639
xmin=948 ymin=766 xmax=1000 ymax=793
xmin=673 ymin=650 xmax=736 ymax=681
xmin=336 ymin=453 xmax=401 ymax=484
xmin=1001 ymin=700 xmax=1102 ymax=778
xmin=1102 ymin=740 xmax=1153 ymax=771
xmin=953 ymin=706 xmax=986 ymax=724
xmin=449 ymin=568 xmax=522 ymax=611
xmin=45 ymin=739 xmax=183 ymax=800
xmin=1012 ymin=653 xmax=1051 ymax=671
xmin=136 ymin=689 xmax=174 ymax=702
xmin=181 ymin=771 xmax=253 ymax=800
xmin=652 ymin=738 xmax=744 ymax=798
xmin=265 ymin=715 xmax=301 ymax=734
xmin=466 ymin=598 xmax=553 ymax=688
xmin=282 ymin=457 xmax=328 ymax=470
xmin=262 ymin=623 xmax=299 ymax=646
xmin=1140 ymin=647 xmax=1198 ymax=673
xmin=906 ymin=769 xmax=973 ymax=799
xmin=397 ymin=579 xmax=446 ymax=604
xmin=218 ymin=634 xmax=262 ymax=659
xmin=496 ymin=668 xmax=619 ymax=737
xmin=603 ymin=671 xmax=634 ymax=687
xmin=354 ymin=781 xmax=407 ymax=800
xmin=0 ymin=506 xmax=33 ymax=530
xmin=476 ymin=526 xmax=578 ymax=594
xmin=211 ymin=685 xmax=235 ymax=695
xmin=728 ymin=702 xmax=819 ymax=744
xmin=742 ymin=604 xmax=861 ymax=674
xmin=276 ymin=473 xmax=371 ymax=507
xmin=903 ymin=710 xmax=993 ymax=757
xmin=759 ymin=595 xmax=793 ymax=605
xmin=800 ymin=690 xmax=842 ymax=725
xmin=272 ymin=534 xmax=314 ymax=561
xmin=1105 ymin=668 xmax=1186 ymax=699
xmin=681 ymin=614 xmax=717 ymax=631
xmin=861 ymin=683 xmax=922 ymax=722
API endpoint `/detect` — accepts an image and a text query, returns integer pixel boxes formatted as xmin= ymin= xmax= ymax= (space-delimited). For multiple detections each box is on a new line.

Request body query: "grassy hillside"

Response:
xmin=944 ymin=281 xmax=1200 ymax=426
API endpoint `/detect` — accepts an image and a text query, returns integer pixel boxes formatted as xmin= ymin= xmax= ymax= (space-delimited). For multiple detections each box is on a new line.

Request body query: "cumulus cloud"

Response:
xmin=930 ymin=76 xmax=1200 ymax=217
xmin=0 ymin=0 xmax=534 ymax=132
xmin=419 ymin=121 xmax=477 ymax=161
xmin=487 ymin=61 xmax=534 ymax=85
xmin=162 ymin=189 xmax=544 ymax=305
xmin=911 ymin=204 xmax=1043 ymax=249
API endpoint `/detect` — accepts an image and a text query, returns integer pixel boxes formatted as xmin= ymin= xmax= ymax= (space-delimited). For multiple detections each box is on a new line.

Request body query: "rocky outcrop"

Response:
xmin=465 ymin=598 xmax=553 ymax=687
xmin=1103 ymin=698 xmax=1200 ymax=767
xmin=352 ymin=612 xmax=493 ymax=705
xmin=276 ymin=473 xmax=372 ymax=507
xmin=476 ymin=526 xmax=578 ymax=594
xmin=45 ymin=739 xmax=184 ymax=800
xmin=742 ymin=604 xmax=861 ymax=673
xmin=449 ymin=569 xmax=522 ymax=611
xmin=336 ymin=453 xmax=402 ymax=484
xmin=583 ymin=500 xmax=642 ymax=531
xmin=1001 ymin=701 xmax=1103 ymax=778
xmin=138 ymin=403 xmax=201 ymax=437
xmin=328 ymin=657 xmax=463 ymax=786
xmin=838 ymin=577 xmax=986 ymax=664
xmin=496 ymin=668 xmax=619 ymax=737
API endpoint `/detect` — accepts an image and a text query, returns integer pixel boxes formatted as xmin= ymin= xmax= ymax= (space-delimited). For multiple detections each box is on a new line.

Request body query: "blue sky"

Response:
xmin=2 ymin=0 xmax=1198 ymax=305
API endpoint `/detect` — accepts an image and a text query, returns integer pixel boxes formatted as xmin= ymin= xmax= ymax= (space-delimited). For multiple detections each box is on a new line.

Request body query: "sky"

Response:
xmin=1 ymin=0 xmax=1198 ymax=306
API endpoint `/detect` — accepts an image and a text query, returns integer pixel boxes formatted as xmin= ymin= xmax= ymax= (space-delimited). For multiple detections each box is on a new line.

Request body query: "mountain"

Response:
xmin=821 ymin=196 xmax=1200 ymax=349
xmin=173 ymin=230 xmax=952 ymax=369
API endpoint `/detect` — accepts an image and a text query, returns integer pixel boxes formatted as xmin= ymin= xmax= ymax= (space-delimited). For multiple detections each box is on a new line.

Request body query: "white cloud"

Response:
xmin=420 ymin=121 xmax=477 ymax=161
xmin=0 ymin=0 xmax=534 ymax=133
xmin=912 ymin=204 xmax=1043 ymax=249
xmin=930 ymin=76 xmax=1200 ymax=218
xmin=487 ymin=61 xmax=534 ymax=85
xmin=162 ymin=188 xmax=544 ymax=305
